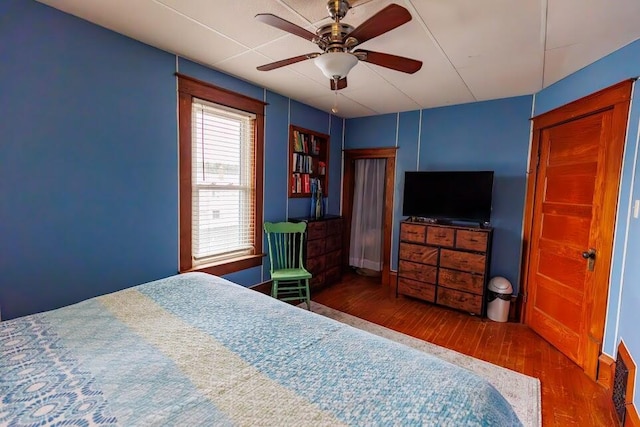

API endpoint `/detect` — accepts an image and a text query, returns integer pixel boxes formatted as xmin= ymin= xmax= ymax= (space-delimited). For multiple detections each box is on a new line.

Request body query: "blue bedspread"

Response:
xmin=1 ymin=272 xmax=522 ymax=426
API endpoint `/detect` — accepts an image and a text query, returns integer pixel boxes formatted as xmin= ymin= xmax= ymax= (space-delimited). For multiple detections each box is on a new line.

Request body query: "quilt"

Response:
xmin=1 ymin=272 xmax=522 ymax=426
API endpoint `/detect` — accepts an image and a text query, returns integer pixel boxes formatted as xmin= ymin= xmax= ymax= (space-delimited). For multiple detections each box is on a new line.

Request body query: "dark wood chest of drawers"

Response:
xmin=292 ymin=216 xmax=343 ymax=291
xmin=397 ymin=221 xmax=493 ymax=315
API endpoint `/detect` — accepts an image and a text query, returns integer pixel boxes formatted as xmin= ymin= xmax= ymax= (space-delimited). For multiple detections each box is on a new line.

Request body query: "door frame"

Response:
xmin=342 ymin=148 xmax=397 ymax=286
xmin=520 ymin=80 xmax=633 ymax=379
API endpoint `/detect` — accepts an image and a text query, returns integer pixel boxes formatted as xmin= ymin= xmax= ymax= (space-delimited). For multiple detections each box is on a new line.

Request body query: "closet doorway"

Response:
xmin=342 ymin=148 xmax=396 ymax=286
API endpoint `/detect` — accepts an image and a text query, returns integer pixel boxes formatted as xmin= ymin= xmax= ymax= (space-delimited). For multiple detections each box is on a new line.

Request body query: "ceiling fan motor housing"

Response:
xmin=317 ymin=23 xmax=354 ymax=51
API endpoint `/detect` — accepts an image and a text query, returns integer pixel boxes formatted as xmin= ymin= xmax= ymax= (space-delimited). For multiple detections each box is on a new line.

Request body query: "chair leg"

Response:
xmin=271 ymin=280 xmax=278 ymax=299
xmin=304 ymin=278 xmax=311 ymax=311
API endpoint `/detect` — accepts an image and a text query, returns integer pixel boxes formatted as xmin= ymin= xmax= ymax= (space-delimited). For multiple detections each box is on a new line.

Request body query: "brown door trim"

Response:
xmin=342 ymin=148 xmax=397 ymax=286
xmin=520 ymin=79 xmax=633 ymax=380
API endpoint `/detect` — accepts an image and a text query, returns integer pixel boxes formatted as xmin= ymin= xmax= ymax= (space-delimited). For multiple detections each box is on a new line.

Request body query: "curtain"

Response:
xmin=349 ymin=158 xmax=386 ymax=271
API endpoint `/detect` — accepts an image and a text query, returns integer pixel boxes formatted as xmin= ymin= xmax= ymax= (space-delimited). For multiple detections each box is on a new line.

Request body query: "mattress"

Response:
xmin=1 ymin=272 xmax=522 ymax=426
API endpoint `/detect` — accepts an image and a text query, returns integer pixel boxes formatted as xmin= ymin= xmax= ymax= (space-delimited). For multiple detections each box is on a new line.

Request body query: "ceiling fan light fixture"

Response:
xmin=314 ymin=52 xmax=358 ymax=80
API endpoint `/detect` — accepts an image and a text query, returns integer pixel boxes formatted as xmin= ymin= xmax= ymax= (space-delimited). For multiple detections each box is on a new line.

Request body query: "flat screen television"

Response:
xmin=402 ymin=171 xmax=494 ymax=223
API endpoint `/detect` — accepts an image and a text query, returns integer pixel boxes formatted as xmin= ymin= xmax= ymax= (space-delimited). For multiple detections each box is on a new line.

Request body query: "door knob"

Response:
xmin=582 ymin=248 xmax=596 ymax=272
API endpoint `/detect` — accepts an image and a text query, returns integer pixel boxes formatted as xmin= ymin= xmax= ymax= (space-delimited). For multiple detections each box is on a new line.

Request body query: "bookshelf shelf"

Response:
xmin=289 ymin=125 xmax=329 ymax=198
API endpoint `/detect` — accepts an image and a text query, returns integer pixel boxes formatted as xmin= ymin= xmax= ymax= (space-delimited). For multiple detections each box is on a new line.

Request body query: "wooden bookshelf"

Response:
xmin=289 ymin=125 xmax=329 ymax=198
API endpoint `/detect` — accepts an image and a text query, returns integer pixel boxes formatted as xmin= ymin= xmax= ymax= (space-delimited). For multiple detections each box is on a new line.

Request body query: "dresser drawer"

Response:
xmin=398 ymin=260 xmax=437 ymax=283
xmin=440 ymin=249 xmax=486 ymax=273
xmin=306 ymin=255 xmax=325 ymax=275
xmin=437 ymin=287 xmax=482 ymax=315
xmin=426 ymin=226 xmax=454 ymax=246
xmin=325 ymin=233 xmax=341 ymax=252
xmin=398 ymin=278 xmax=435 ymax=303
xmin=400 ymin=223 xmax=426 ymax=243
xmin=438 ymin=268 xmax=485 ymax=294
xmin=456 ymin=230 xmax=489 ymax=252
xmin=325 ymin=249 xmax=341 ymax=268
xmin=307 ymin=239 xmax=325 ymax=258
xmin=399 ymin=243 xmax=438 ymax=265
xmin=325 ymin=219 xmax=342 ymax=236
xmin=307 ymin=221 xmax=326 ymax=240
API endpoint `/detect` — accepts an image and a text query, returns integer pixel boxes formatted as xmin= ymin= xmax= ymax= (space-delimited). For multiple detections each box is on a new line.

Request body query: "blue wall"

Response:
xmin=616 ymin=90 xmax=640 ymax=413
xmin=327 ymin=115 xmax=345 ymax=215
xmin=345 ymin=114 xmax=398 ymax=149
xmin=394 ymin=111 xmax=422 ymax=271
xmin=535 ymin=38 xmax=640 ymax=409
xmin=345 ymin=98 xmax=533 ymax=291
xmin=0 ymin=0 xmax=178 ymax=319
xmin=0 ymin=0 xmax=342 ymax=319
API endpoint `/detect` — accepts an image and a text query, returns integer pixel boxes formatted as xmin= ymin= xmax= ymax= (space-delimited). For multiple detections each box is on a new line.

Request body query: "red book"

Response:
xmin=303 ymin=174 xmax=310 ymax=193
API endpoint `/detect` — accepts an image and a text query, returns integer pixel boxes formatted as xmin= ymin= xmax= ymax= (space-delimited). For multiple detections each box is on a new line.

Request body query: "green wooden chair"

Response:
xmin=264 ymin=221 xmax=312 ymax=310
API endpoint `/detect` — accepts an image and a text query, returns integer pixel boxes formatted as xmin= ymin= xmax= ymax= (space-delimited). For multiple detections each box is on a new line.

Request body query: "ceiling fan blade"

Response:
xmin=354 ymin=50 xmax=422 ymax=74
xmin=330 ymin=78 xmax=348 ymax=90
xmin=347 ymin=4 xmax=412 ymax=45
xmin=255 ymin=14 xmax=317 ymax=42
xmin=257 ymin=53 xmax=317 ymax=71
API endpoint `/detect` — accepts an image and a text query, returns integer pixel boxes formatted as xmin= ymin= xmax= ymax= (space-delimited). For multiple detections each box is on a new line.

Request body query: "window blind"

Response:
xmin=191 ymin=98 xmax=256 ymax=265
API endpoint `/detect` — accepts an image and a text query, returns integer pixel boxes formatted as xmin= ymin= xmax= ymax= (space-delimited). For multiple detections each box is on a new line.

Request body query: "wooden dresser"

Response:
xmin=397 ymin=220 xmax=493 ymax=315
xmin=292 ymin=216 xmax=343 ymax=291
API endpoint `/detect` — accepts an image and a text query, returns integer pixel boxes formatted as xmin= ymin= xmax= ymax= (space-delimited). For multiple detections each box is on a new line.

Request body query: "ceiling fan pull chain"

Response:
xmin=331 ymin=79 xmax=339 ymax=114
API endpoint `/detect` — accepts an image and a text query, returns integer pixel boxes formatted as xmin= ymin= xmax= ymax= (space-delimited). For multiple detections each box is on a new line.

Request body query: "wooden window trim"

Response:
xmin=177 ymin=73 xmax=265 ymax=276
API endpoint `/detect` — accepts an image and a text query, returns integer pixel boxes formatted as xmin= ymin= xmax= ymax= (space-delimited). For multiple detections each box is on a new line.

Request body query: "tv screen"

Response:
xmin=402 ymin=171 xmax=494 ymax=223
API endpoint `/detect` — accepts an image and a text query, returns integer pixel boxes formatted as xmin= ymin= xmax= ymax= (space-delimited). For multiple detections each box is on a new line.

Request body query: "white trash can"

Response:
xmin=487 ymin=277 xmax=512 ymax=322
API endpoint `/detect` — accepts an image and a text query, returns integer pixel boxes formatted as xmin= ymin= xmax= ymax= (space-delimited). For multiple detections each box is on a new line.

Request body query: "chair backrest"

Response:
xmin=264 ymin=221 xmax=307 ymax=272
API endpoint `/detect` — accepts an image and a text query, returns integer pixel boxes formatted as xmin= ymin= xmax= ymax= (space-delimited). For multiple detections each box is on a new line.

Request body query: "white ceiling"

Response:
xmin=37 ymin=0 xmax=640 ymax=118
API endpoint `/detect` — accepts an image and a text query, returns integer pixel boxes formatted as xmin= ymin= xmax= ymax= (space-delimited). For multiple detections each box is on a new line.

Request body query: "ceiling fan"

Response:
xmin=255 ymin=0 xmax=423 ymax=90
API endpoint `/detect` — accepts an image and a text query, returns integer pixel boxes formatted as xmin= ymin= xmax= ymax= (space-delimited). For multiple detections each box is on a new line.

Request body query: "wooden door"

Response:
xmin=524 ymin=81 xmax=632 ymax=379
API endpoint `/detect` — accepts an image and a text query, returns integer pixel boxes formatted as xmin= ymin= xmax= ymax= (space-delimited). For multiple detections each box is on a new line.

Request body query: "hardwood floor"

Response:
xmin=312 ymin=271 xmax=619 ymax=427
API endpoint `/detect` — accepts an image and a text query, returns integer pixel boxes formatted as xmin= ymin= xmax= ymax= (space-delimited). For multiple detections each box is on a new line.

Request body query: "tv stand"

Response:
xmin=397 ymin=220 xmax=493 ymax=316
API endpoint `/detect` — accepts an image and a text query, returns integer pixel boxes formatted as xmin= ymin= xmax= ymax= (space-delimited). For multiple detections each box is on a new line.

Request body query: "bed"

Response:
xmin=1 ymin=272 xmax=522 ymax=426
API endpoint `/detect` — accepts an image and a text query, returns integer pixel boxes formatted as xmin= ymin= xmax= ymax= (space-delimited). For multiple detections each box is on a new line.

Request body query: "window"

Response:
xmin=192 ymin=100 xmax=255 ymax=263
xmin=177 ymin=74 xmax=265 ymax=275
